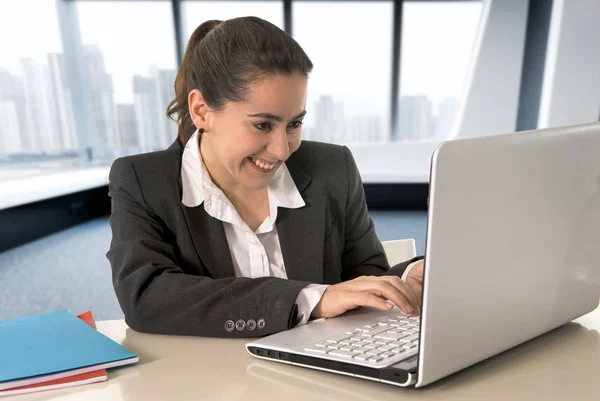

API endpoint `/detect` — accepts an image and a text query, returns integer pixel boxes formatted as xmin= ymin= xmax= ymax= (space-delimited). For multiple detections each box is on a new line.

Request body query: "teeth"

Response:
xmin=251 ymin=157 xmax=276 ymax=170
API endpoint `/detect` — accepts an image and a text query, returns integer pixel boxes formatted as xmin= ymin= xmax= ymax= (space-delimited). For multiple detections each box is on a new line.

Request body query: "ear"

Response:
xmin=188 ymin=89 xmax=211 ymax=130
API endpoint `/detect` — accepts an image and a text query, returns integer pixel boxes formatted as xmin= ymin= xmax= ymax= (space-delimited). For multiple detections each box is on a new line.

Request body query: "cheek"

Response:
xmin=288 ymin=134 xmax=302 ymax=154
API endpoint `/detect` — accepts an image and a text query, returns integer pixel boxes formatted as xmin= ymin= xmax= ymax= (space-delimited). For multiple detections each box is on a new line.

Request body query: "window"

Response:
xmin=76 ymin=1 xmax=178 ymax=157
xmin=293 ymin=1 xmax=393 ymax=145
xmin=183 ymin=1 xmax=284 ymax=37
xmin=0 ymin=0 xmax=76 ymax=180
xmin=397 ymin=1 xmax=482 ymax=142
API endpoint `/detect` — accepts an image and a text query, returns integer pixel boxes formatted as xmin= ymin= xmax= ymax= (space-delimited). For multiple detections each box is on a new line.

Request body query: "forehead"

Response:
xmin=228 ymin=73 xmax=308 ymax=116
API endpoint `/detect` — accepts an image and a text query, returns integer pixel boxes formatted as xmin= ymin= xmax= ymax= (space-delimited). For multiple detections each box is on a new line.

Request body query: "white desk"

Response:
xmin=15 ymin=305 xmax=600 ymax=400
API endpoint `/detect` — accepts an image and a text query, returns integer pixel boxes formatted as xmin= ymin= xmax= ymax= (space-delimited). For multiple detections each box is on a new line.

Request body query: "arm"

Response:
xmin=340 ymin=146 xmax=422 ymax=280
xmin=106 ymin=157 xmax=309 ymax=338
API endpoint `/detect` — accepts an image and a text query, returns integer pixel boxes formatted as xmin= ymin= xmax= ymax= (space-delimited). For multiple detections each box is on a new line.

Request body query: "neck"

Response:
xmin=199 ymin=137 xmax=267 ymax=206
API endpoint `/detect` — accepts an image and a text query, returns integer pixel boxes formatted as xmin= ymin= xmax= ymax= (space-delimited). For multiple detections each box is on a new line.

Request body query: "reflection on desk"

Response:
xmin=13 ymin=304 xmax=600 ymax=401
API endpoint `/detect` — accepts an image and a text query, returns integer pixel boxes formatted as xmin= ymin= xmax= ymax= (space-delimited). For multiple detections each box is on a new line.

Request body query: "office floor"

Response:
xmin=0 ymin=211 xmax=427 ymax=321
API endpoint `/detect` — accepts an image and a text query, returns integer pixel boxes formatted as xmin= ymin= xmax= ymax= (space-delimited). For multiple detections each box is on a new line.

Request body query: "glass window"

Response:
xmin=0 ymin=0 xmax=76 ymax=180
xmin=397 ymin=1 xmax=482 ymax=141
xmin=183 ymin=1 xmax=284 ymax=38
xmin=293 ymin=1 xmax=393 ymax=145
xmin=76 ymin=1 xmax=178 ymax=157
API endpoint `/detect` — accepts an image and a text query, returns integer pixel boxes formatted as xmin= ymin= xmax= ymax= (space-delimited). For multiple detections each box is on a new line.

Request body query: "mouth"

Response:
xmin=246 ymin=156 xmax=279 ymax=173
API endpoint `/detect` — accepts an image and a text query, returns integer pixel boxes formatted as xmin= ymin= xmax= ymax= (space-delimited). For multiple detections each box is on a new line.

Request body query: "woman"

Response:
xmin=106 ymin=17 xmax=424 ymax=338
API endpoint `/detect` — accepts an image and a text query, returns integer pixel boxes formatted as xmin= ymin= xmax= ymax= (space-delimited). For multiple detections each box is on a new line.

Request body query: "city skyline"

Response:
xmin=1 ymin=44 xmax=459 ymax=158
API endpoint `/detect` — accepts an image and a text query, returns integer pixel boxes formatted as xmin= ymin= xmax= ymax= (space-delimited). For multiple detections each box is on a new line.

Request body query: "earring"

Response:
xmin=198 ymin=128 xmax=204 ymax=134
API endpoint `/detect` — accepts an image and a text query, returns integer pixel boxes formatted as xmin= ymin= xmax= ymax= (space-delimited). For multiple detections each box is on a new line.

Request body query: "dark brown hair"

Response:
xmin=166 ymin=17 xmax=313 ymax=144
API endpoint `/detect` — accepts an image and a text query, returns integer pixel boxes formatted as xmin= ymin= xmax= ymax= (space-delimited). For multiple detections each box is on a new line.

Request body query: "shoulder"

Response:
xmin=109 ymin=147 xmax=183 ymax=203
xmin=287 ymin=140 xmax=354 ymax=179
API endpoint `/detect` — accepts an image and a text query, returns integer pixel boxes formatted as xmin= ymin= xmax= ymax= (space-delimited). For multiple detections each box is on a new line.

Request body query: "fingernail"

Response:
xmin=405 ymin=306 xmax=414 ymax=314
xmin=386 ymin=303 xmax=393 ymax=309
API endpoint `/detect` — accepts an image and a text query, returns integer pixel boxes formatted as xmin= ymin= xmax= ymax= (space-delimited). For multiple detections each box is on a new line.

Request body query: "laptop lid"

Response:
xmin=417 ymin=122 xmax=600 ymax=387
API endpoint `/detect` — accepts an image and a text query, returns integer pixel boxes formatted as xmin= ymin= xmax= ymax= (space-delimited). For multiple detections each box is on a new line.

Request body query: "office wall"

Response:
xmin=451 ymin=0 xmax=529 ymax=139
xmin=538 ymin=0 xmax=600 ymax=128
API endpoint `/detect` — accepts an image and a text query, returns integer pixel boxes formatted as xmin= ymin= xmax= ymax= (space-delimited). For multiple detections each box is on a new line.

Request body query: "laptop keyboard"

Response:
xmin=303 ymin=315 xmax=420 ymax=367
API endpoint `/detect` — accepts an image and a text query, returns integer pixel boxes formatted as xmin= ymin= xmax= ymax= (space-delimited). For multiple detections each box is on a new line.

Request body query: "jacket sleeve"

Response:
xmin=106 ymin=157 xmax=309 ymax=338
xmin=340 ymin=146 xmax=424 ymax=280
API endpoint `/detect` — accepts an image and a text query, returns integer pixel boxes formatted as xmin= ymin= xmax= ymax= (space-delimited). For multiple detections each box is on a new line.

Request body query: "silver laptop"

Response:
xmin=246 ymin=122 xmax=600 ymax=388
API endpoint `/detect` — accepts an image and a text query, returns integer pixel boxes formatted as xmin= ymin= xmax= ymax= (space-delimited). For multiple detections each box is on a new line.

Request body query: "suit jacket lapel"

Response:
xmin=277 ymin=158 xmax=326 ymax=284
xmin=181 ymin=205 xmax=236 ymax=280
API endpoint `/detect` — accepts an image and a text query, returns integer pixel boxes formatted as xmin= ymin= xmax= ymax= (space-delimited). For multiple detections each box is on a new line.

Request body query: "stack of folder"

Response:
xmin=0 ymin=310 xmax=138 ymax=397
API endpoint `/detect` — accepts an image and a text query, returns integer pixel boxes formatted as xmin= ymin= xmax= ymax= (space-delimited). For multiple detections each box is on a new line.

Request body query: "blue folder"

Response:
xmin=0 ymin=310 xmax=137 ymax=386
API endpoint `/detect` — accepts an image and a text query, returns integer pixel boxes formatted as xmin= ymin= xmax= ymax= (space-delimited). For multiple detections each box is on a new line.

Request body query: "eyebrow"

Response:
xmin=246 ymin=110 xmax=307 ymax=122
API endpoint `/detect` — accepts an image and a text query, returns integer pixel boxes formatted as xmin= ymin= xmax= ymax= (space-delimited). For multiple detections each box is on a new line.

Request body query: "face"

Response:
xmin=190 ymin=73 xmax=307 ymax=193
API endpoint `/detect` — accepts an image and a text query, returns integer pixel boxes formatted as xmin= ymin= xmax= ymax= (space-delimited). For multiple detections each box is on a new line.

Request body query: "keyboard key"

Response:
xmin=361 ymin=326 xmax=390 ymax=336
xmin=368 ymin=356 xmax=384 ymax=363
xmin=340 ymin=346 xmax=353 ymax=351
xmin=378 ymin=345 xmax=395 ymax=352
xmin=403 ymin=334 xmax=420 ymax=342
xmin=374 ymin=339 xmax=391 ymax=345
xmin=305 ymin=347 xmax=328 ymax=354
xmin=374 ymin=332 xmax=405 ymax=341
xmin=391 ymin=347 xmax=405 ymax=353
xmin=326 ymin=333 xmax=351 ymax=343
xmin=377 ymin=321 xmax=389 ymax=326
xmin=315 ymin=342 xmax=328 ymax=348
xmin=381 ymin=352 xmax=396 ymax=358
xmin=329 ymin=350 xmax=360 ymax=358
xmin=353 ymin=347 xmax=371 ymax=354
xmin=366 ymin=349 xmax=384 ymax=356
xmin=350 ymin=337 xmax=365 ymax=342
xmin=354 ymin=353 xmax=371 ymax=361
xmin=327 ymin=345 xmax=340 ymax=349
xmin=364 ymin=344 xmax=378 ymax=350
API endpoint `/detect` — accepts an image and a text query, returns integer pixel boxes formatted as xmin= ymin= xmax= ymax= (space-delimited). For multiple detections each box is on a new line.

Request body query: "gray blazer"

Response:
xmin=106 ymin=139 xmax=421 ymax=338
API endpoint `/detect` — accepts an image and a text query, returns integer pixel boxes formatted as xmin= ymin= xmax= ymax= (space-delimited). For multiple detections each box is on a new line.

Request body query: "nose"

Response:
xmin=266 ymin=129 xmax=290 ymax=161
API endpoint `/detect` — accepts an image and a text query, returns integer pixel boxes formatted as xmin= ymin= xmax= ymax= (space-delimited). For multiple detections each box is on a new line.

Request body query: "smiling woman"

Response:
xmin=106 ymin=17 xmax=424 ymax=339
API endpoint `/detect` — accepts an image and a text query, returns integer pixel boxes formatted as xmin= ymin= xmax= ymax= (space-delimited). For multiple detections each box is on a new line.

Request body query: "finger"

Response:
xmin=352 ymin=292 xmax=395 ymax=312
xmin=414 ymin=262 xmax=424 ymax=279
xmin=405 ymin=278 xmax=423 ymax=310
xmin=363 ymin=282 xmax=416 ymax=315
xmin=378 ymin=277 xmax=420 ymax=312
xmin=345 ymin=276 xmax=419 ymax=313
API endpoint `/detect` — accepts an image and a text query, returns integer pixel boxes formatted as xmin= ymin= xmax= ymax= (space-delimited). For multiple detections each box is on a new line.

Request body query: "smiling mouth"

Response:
xmin=249 ymin=156 xmax=278 ymax=170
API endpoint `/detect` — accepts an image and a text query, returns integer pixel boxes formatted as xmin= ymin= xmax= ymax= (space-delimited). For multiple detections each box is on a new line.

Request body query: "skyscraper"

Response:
xmin=0 ymin=69 xmax=27 ymax=154
xmin=398 ymin=95 xmax=434 ymax=141
xmin=154 ymin=67 xmax=178 ymax=145
xmin=313 ymin=95 xmax=344 ymax=144
xmin=20 ymin=58 xmax=61 ymax=152
xmin=133 ymin=75 xmax=159 ymax=151
xmin=48 ymin=53 xmax=77 ymax=150
xmin=83 ymin=45 xmax=119 ymax=150
xmin=0 ymin=100 xmax=23 ymax=154
xmin=116 ymin=104 xmax=138 ymax=148
xmin=434 ymin=96 xmax=459 ymax=141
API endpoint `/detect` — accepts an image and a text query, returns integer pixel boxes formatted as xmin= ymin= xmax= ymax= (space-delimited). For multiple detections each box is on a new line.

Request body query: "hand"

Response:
xmin=311 ymin=275 xmax=421 ymax=320
xmin=405 ymin=260 xmax=424 ymax=303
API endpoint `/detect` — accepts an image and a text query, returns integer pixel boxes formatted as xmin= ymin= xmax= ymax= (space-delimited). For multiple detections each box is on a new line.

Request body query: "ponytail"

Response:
xmin=166 ymin=20 xmax=222 ymax=145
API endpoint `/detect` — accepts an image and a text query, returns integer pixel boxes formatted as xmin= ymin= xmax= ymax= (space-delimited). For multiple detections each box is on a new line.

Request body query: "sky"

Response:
xmin=0 ymin=0 xmax=482 ymax=126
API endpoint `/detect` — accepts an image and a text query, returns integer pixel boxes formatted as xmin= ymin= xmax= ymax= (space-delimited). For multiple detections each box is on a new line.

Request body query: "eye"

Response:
xmin=254 ymin=122 xmax=272 ymax=132
xmin=288 ymin=120 xmax=304 ymax=130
